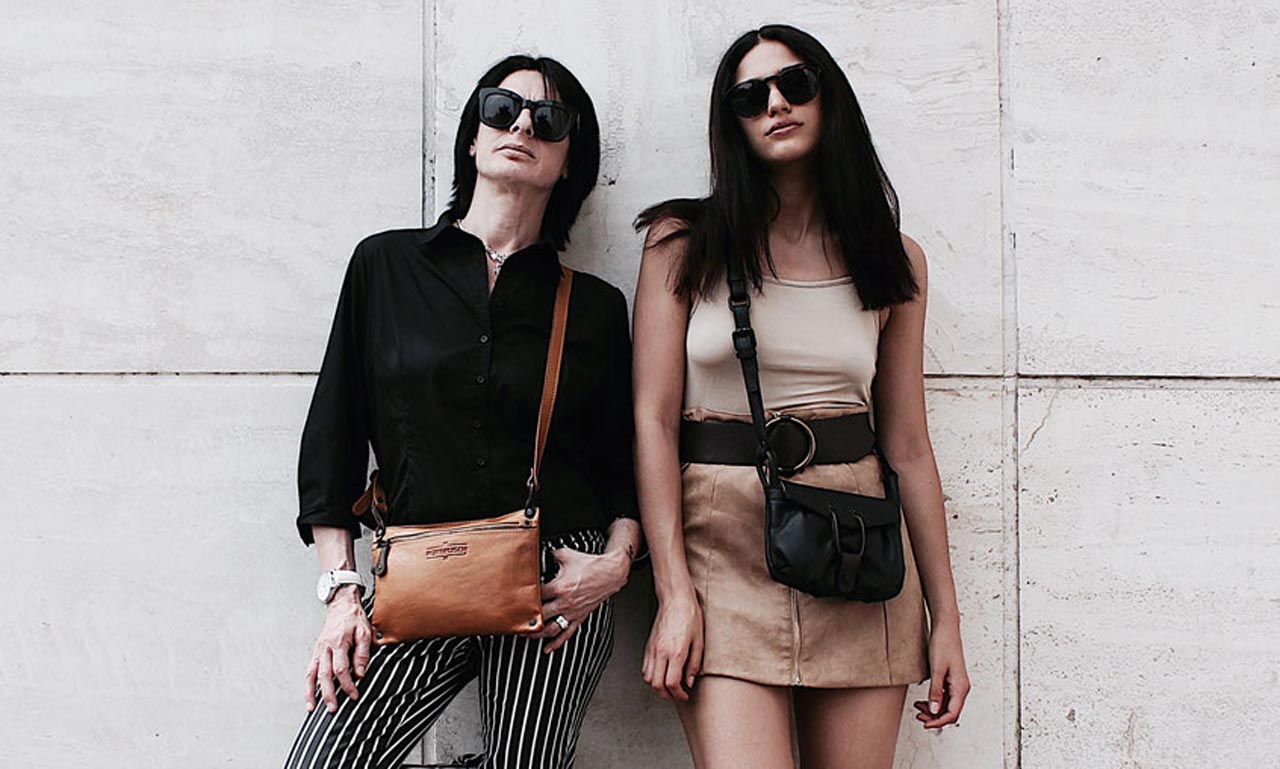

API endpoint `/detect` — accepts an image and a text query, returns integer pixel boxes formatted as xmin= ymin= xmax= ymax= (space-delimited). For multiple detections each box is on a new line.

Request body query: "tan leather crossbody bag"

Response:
xmin=350 ymin=266 xmax=573 ymax=645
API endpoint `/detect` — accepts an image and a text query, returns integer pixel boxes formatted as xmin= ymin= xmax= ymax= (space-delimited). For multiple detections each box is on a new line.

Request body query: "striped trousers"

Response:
xmin=285 ymin=529 xmax=614 ymax=769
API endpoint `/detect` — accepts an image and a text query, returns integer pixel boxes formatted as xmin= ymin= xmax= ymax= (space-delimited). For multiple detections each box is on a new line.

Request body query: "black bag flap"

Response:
xmin=777 ymin=479 xmax=900 ymax=529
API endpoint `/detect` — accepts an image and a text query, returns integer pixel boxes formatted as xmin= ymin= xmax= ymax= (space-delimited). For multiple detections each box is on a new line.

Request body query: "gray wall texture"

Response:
xmin=2 ymin=1 xmax=1277 ymax=767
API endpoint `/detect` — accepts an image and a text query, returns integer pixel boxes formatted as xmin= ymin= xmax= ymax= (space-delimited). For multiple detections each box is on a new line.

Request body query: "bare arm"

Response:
xmin=305 ymin=524 xmax=372 ymax=714
xmin=872 ymin=235 xmax=970 ymax=727
xmin=633 ymin=224 xmax=694 ymax=604
xmin=604 ymin=517 xmax=644 ymax=567
xmin=312 ymin=522 xmax=359 ymax=575
xmin=633 ymin=222 xmax=703 ymax=701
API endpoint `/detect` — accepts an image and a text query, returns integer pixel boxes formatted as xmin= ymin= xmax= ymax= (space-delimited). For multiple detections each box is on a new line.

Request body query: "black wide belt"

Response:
xmin=680 ymin=412 xmax=877 ymax=475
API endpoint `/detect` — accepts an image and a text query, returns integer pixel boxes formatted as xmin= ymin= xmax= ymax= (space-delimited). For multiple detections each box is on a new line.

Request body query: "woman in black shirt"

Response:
xmin=285 ymin=55 xmax=643 ymax=769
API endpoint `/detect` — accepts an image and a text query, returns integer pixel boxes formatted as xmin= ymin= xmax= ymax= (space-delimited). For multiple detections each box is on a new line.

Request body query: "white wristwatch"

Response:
xmin=316 ymin=569 xmax=365 ymax=604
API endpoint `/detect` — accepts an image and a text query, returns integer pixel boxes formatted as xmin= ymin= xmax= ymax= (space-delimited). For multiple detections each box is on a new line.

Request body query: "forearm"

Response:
xmin=635 ymin=416 xmax=695 ymax=602
xmin=892 ymin=452 xmax=960 ymax=627
xmin=602 ymin=517 xmax=643 ymax=580
xmin=313 ymin=525 xmax=358 ymax=572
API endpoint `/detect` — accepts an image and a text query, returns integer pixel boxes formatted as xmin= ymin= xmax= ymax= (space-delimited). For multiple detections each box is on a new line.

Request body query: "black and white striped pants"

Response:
xmin=285 ymin=529 xmax=614 ymax=769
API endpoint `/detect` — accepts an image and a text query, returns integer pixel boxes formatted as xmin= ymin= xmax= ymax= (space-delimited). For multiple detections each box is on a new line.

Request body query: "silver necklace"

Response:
xmin=481 ymin=242 xmax=510 ymax=273
xmin=455 ymin=221 xmax=510 ymax=274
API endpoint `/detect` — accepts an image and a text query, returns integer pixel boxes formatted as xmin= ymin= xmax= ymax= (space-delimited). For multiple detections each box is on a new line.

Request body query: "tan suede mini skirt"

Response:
xmin=681 ymin=405 xmax=930 ymax=688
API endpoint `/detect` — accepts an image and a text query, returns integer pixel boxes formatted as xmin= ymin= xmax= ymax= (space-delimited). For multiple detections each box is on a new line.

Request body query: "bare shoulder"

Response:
xmin=642 ymin=215 xmax=691 ymax=256
xmin=638 ymin=216 xmax=691 ymax=299
xmin=900 ymin=232 xmax=928 ymax=281
xmin=881 ymin=233 xmax=928 ymax=328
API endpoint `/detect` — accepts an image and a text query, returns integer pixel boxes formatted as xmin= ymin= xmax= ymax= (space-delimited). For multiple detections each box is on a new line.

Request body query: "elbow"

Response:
xmin=879 ymin=433 xmax=934 ymax=470
xmin=634 ymin=404 xmax=681 ymax=442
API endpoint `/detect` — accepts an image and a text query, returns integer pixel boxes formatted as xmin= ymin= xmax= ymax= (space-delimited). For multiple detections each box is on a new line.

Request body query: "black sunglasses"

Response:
xmin=725 ymin=64 xmax=821 ymax=118
xmin=477 ymin=87 xmax=578 ymax=142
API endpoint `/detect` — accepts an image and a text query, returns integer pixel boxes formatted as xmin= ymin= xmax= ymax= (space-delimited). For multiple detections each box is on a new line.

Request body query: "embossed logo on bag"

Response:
xmin=423 ymin=542 xmax=469 ymax=560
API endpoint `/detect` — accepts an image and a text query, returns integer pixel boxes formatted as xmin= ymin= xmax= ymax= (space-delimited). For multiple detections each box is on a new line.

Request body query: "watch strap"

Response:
xmin=329 ymin=569 xmax=363 ymax=586
xmin=318 ymin=569 xmax=365 ymax=603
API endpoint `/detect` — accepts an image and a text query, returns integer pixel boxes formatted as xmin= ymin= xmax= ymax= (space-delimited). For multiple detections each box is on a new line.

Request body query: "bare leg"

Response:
xmin=793 ymin=685 xmax=907 ymax=769
xmin=675 ymin=675 xmax=795 ymax=769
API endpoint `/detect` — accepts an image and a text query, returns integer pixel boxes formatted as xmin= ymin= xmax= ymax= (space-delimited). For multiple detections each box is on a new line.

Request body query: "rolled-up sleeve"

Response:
xmin=296 ymin=248 xmax=370 ymax=545
xmin=591 ymin=286 xmax=640 ymax=523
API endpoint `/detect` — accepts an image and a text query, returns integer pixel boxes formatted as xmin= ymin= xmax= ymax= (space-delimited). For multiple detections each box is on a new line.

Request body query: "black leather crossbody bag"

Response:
xmin=724 ymin=254 xmax=906 ymax=602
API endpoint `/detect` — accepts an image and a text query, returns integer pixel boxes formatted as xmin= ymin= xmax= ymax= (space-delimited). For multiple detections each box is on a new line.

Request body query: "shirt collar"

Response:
xmin=416 ymin=210 xmax=458 ymax=247
xmin=418 ymin=210 xmax=562 ymax=280
xmin=418 ymin=211 xmax=556 ymax=249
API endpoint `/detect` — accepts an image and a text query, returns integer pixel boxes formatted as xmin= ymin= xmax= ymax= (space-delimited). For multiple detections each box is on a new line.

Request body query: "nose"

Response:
xmin=509 ymin=107 xmax=535 ymax=137
xmin=766 ymin=82 xmax=791 ymax=117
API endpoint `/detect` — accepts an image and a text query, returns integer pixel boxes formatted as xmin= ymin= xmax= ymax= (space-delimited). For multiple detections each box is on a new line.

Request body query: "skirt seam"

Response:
xmin=881 ymin=600 xmax=894 ymax=685
xmin=702 ymin=465 xmax=722 ymax=618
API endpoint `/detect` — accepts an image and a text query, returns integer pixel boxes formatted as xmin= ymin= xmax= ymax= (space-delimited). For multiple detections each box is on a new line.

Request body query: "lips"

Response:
xmin=497 ymin=143 xmax=535 ymax=158
xmin=766 ymin=120 xmax=802 ymax=136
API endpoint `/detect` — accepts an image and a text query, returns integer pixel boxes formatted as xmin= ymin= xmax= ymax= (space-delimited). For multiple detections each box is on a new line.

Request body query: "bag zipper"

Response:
xmin=379 ymin=519 xmax=532 ymax=545
xmin=372 ymin=518 xmax=534 ymax=576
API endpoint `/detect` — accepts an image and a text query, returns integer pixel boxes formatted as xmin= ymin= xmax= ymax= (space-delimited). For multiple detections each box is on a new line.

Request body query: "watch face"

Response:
xmin=316 ymin=573 xmax=334 ymax=602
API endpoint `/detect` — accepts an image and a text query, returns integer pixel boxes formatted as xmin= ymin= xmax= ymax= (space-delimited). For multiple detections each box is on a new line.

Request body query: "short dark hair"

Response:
xmin=448 ymin=55 xmax=600 ymax=251
xmin=636 ymin=25 xmax=917 ymax=309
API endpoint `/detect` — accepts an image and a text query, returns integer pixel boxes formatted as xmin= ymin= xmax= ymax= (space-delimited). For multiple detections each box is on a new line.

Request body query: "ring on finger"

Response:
xmin=553 ymin=614 xmax=571 ymax=631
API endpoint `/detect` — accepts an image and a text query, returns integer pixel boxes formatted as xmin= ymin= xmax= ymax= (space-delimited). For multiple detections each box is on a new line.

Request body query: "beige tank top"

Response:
xmin=684 ymin=274 xmax=880 ymax=415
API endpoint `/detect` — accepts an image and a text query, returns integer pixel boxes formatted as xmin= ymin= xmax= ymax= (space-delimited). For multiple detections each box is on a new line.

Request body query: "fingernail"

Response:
xmin=929 ymin=701 xmax=940 ymax=715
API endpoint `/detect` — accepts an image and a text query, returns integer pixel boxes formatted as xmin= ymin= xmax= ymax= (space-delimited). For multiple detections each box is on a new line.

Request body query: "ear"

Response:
xmin=469 ymin=143 xmax=476 ymax=157
xmin=560 ymin=160 xmax=570 ymax=180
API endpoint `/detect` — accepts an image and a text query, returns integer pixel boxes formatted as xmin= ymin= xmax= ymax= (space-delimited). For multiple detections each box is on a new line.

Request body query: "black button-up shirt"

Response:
xmin=295 ymin=213 xmax=637 ymax=544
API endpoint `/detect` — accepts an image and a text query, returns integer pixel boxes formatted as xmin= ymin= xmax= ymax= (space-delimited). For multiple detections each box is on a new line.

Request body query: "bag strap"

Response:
xmin=352 ymin=265 xmax=575 ymax=526
xmin=724 ymin=252 xmax=781 ymax=488
xmin=351 ymin=470 xmax=386 ymax=529
xmin=524 ymin=265 xmax=574 ymax=510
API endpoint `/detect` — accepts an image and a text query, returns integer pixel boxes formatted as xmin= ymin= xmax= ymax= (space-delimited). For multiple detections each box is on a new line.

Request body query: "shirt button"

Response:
xmin=475 ymin=374 xmax=486 ymax=385
xmin=475 ymin=457 xmax=487 ymax=467
xmin=479 ymin=334 xmax=490 ymax=344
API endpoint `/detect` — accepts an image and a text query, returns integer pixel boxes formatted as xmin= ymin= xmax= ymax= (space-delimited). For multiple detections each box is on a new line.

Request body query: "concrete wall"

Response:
xmin=1 ymin=1 xmax=1276 ymax=767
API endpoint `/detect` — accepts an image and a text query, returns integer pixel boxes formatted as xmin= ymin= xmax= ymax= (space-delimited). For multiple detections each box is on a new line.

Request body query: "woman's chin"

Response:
xmin=476 ymin=164 xmax=558 ymax=191
xmin=760 ymin=146 xmax=818 ymax=170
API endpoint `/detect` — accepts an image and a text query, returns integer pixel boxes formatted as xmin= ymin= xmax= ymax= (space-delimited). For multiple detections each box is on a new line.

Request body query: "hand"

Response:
xmin=536 ymin=547 xmax=628 ymax=653
xmin=304 ymin=586 xmax=372 ymax=714
xmin=642 ymin=591 xmax=703 ymax=702
xmin=913 ymin=620 xmax=970 ymax=728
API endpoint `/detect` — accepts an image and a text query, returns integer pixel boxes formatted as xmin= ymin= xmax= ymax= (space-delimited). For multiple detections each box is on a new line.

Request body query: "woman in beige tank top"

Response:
xmin=632 ymin=25 xmax=970 ymax=768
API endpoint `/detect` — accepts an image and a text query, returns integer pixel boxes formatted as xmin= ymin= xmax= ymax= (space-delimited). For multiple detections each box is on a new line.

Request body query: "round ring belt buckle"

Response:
xmin=765 ymin=414 xmax=816 ymax=476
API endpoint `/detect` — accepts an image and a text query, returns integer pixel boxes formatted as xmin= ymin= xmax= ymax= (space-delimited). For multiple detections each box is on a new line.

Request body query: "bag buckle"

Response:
xmin=522 ymin=471 xmax=538 ymax=519
xmin=765 ymin=414 xmax=816 ymax=476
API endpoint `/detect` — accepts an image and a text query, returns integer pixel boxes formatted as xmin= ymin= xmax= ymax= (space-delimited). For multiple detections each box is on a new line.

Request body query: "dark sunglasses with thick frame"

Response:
xmin=477 ymin=86 xmax=579 ymax=142
xmin=725 ymin=63 xmax=821 ymax=119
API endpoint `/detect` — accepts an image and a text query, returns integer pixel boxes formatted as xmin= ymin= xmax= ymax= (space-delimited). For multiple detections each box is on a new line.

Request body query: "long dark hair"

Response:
xmin=449 ymin=55 xmax=600 ymax=251
xmin=635 ymin=25 xmax=917 ymax=308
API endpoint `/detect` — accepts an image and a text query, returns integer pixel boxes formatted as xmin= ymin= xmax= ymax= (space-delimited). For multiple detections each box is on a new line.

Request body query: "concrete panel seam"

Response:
xmin=422 ymin=0 xmax=437 ymax=227
xmin=421 ymin=2 xmax=438 ymax=760
xmin=9 ymin=373 xmax=1280 ymax=390
xmin=0 ymin=371 xmax=318 ymax=378
xmin=997 ymin=0 xmax=1021 ymax=764
xmin=1003 ymin=378 xmax=1022 ymax=769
